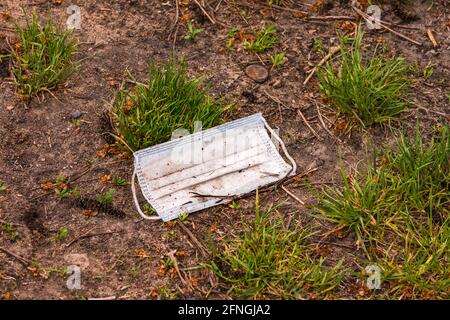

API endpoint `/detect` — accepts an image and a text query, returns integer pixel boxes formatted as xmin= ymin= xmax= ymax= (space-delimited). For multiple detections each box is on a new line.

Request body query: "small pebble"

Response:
xmin=69 ymin=110 xmax=83 ymax=120
xmin=245 ymin=64 xmax=269 ymax=83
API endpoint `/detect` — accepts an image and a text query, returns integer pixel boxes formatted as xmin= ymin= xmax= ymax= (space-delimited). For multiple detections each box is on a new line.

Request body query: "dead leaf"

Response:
xmin=1 ymin=12 xmax=11 ymax=21
xmin=292 ymin=11 xmax=308 ymax=18
xmin=313 ymin=245 xmax=331 ymax=257
xmin=135 ymin=249 xmax=148 ymax=258
xmin=168 ymin=268 xmax=177 ymax=278
xmin=259 ymin=8 xmax=272 ymax=17
xmin=175 ymin=251 xmax=187 ymax=257
xmin=41 ymin=181 xmax=55 ymax=191
xmin=191 ymin=275 xmax=199 ymax=288
xmin=238 ymin=31 xmax=255 ymax=43
xmin=1 ymin=292 xmax=11 ymax=300
xmin=82 ymin=209 xmax=97 ymax=218
xmin=336 ymin=21 xmax=355 ymax=33
xmin=181 ymin=13 xmax=191 ymax=22
xmin=312 ymin=0 xmax=325 ymax=14
xmin=158 ymin=264 xmax=166 ymax=276
xmin=149 ymin=287 xmax=158 ymax=299
xmin=100 ymin=175 xmax=111 ymax=183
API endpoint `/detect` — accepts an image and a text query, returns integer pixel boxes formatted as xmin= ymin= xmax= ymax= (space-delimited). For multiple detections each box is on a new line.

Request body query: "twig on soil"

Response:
xmin=297 ymin=109 xmax=321 ymax=140
xmin=315 ymin=102 xmax=342 ymax=143
xmin=172 ymin=0 xmax=180 ymax=33
xmin=317 ymin=240 xmax=355 ymax=251
xmin=214 ymin=0 xmax=224 ymax=12
xmin=295 ymin=181 xmax=337 ymax=187
xmin=303 ymin=46 xmax=340 ymax=85
xmin=166 ymin=249 xmax=194 ymax=291
xmin=168 ymin=0 xmax=180 ymax=50
xmin=296 ymin=166 xmax=319 ymax=180
xmin=307 ymin=16 xmax=355 ymax=21
xmin=193 ymin=0 xmax=216 ymax=24
xmin=66 ymin=227 xmax=123 ymax=247
xmin=0 ymin=273 xmax=16 ymax=281
xmin=255 ymin=53 xmax=266 ymax=66
xmin=352 ymin=5 xmax=422 ymax=46
xmin=285 ymin=212 xmax=294 ymax=229
xmin=319 ymin=225 xmax=346 ymax=241
xmin=0 ymin=247 xmax=32 ymax=266
xmin=426 ymin=29 xmax=439 ymax=47
xmin=379 ymin=21 xmax=422 ymax=31
xmin=268 ymin=3 xmax=311 ymax=13
xmin=29 ymin=191 xmax=52 ymax=202
xmin=414 ymin=105 xmax=449 ymax=117
xmin=263 ymin=89 xmax=283 ymax=121
xmin=109 ymin=133 xmax=134 ymax=154
xmin=177 ymin=223 xmax=209 ymax=258
xmin=88 ymin=296 xmax=116 ymax=300
xmin=263 ymin=89 xmax=297 ymax=112
xmin=281 ymin=185 xmax=305 ymax=205
xmin=70 ymin=159 xmax=128 ymax=183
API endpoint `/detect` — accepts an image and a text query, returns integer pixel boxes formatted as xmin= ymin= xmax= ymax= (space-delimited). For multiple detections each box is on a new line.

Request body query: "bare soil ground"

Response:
xmin=0 ymin=0 xmax=448 ymax=299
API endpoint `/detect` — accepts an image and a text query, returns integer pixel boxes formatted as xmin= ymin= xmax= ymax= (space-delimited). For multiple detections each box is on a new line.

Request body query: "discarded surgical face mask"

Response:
xmin=131 ymin=113 xmax=297 ymax=221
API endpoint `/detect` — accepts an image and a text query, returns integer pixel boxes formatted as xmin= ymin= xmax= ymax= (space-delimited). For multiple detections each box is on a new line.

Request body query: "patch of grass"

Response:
xmin=313 ymin=38 xmax=324 ymax=53
xmin=112 ymin=58 xmax=227 ymax=151
xmin=143 ymin=203 xmax=157 ymax=216
xmin=158 ymin=281 xmax=178 ymax=299
xmin=316 ymin=125 xmax=449 ymax=298
xmin=270 ymin=51 xmax=286 ymax=69
xmin=178 ymin=212 xmax=189 ymax=223
xmin=11 ymin=13 xmax=78 ymax=98
xmin=422 ymin=62 xmax=433 ymax=78
xmin=74 ymin=293 xmax=87 ymax=300
xmin=0 ymin=179 xmax=7 ymax=192
xmin=318 ymin=29 xmax=410 ymax=126
xmin=243 ymin=25 xmax=278 ymax=53
xmin=0 ymin=222 xmax=19 ymax=241
xmin=128 ymin=267 xmax=140 ymax=278
xmin=184 ymin=21 xmax=204 ymax=42
xmin=226 ymin=27 xmax=239 ymax=50
xmin=210 ymin=194 xmax=344 ymax=299
xmin=96 ymin=188 xmax=115 ymax=205
xmin=112 ymin=176 xmax=128 ymax=186
xmin=42 ymin=175 xmax=78 ymax=199
xmin=51 ymin=226 xmax=69 ymax=242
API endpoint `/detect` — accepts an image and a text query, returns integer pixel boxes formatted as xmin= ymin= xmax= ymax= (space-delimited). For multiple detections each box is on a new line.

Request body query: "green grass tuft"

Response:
xmin=210 ymin=194 xmax=344 ymax=299
xmin=316 ymin=125 xmax=449 ymax=298
xmin=244 ymin=25 xmax=278 ymax=53
xmin=318 ymin=29 xmax=411 ymax=126
xmin=112 ymin=58 xmax=227 ymax=152
xmin=11 ymin=13 xmax=78 ymax=98
xmin=96 ymin=188 xmax=115 ymax=205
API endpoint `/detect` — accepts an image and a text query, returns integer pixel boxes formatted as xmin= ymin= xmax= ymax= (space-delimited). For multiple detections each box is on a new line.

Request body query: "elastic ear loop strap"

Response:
xmin=260 ymin=116 xmax=297 ymax=175
xmin=132 ymin=167 xmax=161 ymax=220
xmin=131 ymin=117 xmax=297 ymax=221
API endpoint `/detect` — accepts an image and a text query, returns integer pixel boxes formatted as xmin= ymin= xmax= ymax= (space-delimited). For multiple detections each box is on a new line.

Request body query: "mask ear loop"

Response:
xmin=131 ymin=167 xmax=161 ymax=221
xmin=260 ymin=116 xmax=297 ymax=176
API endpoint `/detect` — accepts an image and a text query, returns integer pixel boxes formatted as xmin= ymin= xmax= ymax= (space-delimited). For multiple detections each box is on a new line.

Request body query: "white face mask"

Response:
xmin=132 ymin=113 xmax=297 ymax=222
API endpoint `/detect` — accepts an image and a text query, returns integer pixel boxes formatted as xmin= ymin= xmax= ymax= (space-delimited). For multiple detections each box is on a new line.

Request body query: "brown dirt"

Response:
xmin=0 ymin=0 xmax=448 ymax=300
